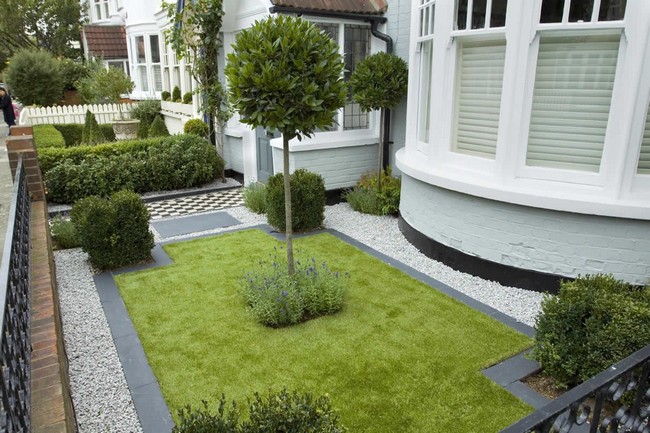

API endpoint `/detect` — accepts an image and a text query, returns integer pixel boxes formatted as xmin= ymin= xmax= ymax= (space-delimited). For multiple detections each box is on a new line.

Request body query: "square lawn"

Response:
xmin=115 ymin=229 xmax=533 ymax=432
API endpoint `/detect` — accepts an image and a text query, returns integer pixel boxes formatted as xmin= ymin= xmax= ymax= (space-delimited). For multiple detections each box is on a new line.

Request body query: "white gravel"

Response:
xmin=55 ymin=203 xmax=543 ymax=433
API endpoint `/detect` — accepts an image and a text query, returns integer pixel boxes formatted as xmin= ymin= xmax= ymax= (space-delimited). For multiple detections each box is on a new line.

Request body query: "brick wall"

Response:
xmin=272 ymin=143 xmax=378 ymax=190
xmin=400 ymin=175 xmax=650 ymax=285
xmin=5 ymin=126 xmax=46 ymax=201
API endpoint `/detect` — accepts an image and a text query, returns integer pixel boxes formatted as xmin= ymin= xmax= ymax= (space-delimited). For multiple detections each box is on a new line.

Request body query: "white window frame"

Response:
xmin=92 ymin=0 xmax=111 ymax=22
xmin=416 ymin=0 xmax=436 ymax=152
xmin=133 ymin=35 xmax=149 ymax=93
xmin=149 ymin=34 xmax=163 ymax=92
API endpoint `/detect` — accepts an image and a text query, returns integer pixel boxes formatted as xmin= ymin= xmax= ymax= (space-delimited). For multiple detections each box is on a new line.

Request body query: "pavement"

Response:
xmin=0 ymin=125 xmax=16 ymax=263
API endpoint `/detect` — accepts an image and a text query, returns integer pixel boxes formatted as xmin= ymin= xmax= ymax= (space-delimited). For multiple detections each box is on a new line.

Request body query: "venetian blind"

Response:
xmin=526 ymin=35 xmax=620 ymax=172
xmin=454 ymin=41 xmax=506 ymax=158
xmin=638 ymin=100 xmax=650 ymax=174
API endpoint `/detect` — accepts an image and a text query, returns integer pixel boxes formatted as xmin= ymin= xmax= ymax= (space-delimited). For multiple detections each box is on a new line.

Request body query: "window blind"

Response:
xmin=638 ymin=101 xmax=650 ymax=174
xmin=454 ymin=41 xmax=506 ymax=158
xmin=526 ymin=35 xmax=620 ymax=172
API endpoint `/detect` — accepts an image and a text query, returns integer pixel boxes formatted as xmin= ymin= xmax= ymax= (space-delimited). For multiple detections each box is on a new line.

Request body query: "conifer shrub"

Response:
xmin=183 ymin=92 xmax=193 ymax=104
xmin=172 ymin=86 xmax=182 ymax=102
xmin=71 ymin=190 xmax=154 ymax=270
xmin=136 ymin=118 xmax=150 ymax=139
xmin=81 ymin=110 xmax=107 ymax=145
xmin=266 ymin=169 xmax=325 ymax=232
xmin=52 ymin=123 xmax=115 ymax=147
xmin=532 ymin=274 xmax=650 ymax=389
xmin=161 ymin=91 xmax=171 ymax=102
xmin=148 ymin=115 xmax=170 ymax=137
xmin=183 ymin=119 xmax=209 ymax=138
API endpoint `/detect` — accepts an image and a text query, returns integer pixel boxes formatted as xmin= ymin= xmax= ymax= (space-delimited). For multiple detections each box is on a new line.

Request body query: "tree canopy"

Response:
xmin=350 ymin=52 xmax=409 ymax=112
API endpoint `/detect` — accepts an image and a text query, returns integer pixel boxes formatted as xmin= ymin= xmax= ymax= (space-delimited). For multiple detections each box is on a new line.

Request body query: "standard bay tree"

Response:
xmin=225 ymin=15 xmax=346 ymax=274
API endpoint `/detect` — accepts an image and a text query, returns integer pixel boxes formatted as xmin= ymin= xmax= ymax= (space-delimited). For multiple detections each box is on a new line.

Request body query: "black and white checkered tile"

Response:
xmin=146 ymin=188 xmax=244 ymax=220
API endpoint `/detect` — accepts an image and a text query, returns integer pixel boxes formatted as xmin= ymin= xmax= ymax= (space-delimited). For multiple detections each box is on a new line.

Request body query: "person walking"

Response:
xmin=0 ymin=87 xmax=16 ymax=134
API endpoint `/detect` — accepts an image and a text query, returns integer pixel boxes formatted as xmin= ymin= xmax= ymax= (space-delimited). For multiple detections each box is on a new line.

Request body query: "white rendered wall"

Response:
xmin=224 ymin=135 xmax=244 ymax=173
xmin=400 ymin=175 xmax=650 ymax=286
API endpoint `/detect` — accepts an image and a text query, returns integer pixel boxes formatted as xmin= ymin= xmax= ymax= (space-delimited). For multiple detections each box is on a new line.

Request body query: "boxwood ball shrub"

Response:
xmin=71 ymin=190 xmax=154 ymax=270
xmin=532 ymin=274 xmax=650 ymax=389
xmin=266 ymin=169 xmax=325 ymax=232
xmin=5 ymin=49 xmax=64 ymax=106
xmin=172 ymin=86 xmax=182 ymax=102
xmin=183 ymin=119 xmax=209 ymax=138
xmin=183 ymin=92 xmax=193 ymax=104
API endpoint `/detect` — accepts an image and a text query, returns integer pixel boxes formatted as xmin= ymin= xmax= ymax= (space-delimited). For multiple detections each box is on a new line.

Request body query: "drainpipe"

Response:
xmin=268 ymin=6 xmax=394 ymax=170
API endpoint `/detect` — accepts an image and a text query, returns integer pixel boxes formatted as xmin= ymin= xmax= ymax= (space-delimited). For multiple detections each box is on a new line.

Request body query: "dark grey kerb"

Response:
xmin=95 ymin=220 xmax=544 ymax=433
xmin=152 ymin=211 xmax=240 ymax=238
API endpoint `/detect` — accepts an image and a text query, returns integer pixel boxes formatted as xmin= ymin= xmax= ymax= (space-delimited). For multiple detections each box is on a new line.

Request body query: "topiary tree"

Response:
xmin=225 ymin=15 xmax=346 ymax=275
xmin=172 ymin=85 xmax=181 ymax=103
xmin=349 ymin=52 xmax=408 ymax=191
xmin=81 ymin=110 xmax=106 ymax=145
xmin=148 ymin=115 xmax=170 ymax=137
xmin=5 ymin=49 xmax=64 ymax=106
xmin=184 ymin=119 xmax=209 ymax=138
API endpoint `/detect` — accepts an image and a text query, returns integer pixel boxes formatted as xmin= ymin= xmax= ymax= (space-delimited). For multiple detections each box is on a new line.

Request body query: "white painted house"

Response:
xmin=397 ymin=0 xmax=649 ymax=290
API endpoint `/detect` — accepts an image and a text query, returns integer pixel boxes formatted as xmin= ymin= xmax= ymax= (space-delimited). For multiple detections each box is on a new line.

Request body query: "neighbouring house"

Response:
xmin=396 ymin=0 xmax=649 ymax=291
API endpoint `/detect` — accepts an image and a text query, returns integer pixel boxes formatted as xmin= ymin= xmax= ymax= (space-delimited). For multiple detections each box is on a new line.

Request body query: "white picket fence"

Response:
xmin=19 ymin=103 xmax=135 ymax=125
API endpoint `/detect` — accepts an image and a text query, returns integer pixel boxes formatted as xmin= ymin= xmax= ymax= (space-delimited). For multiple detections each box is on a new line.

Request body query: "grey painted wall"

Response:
xmin=400 ymin=175 xmax=650 ymax=286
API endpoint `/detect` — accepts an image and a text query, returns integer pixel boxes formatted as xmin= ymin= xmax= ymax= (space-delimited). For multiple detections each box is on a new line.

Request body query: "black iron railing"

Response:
xmin=501 ymin=344 xmax=650 ymax=433
xmin=0 ymin=157 xmax=31 ymax=432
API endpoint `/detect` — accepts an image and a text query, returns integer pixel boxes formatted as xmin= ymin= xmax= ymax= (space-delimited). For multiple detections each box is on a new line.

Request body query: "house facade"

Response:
xmin=397 ymin=0 xmax=650 ymax=290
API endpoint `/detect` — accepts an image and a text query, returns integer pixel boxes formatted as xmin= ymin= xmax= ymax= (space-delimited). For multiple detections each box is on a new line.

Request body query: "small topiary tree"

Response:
xmin=226 ymin=15 xmax=346 ymax=275
xmin=349 ymin=52 xmax=408 ymax=191
xmin=148 ymin=115 xmax=170 ymax=137
xmin=5 ymin=49 xmax=64 ymax=106
xmin=161 ymin=90 xmax=171 ymax=101
xmin=172 ymin=86 xmax=182 ymax=102
xmin=184 ymin=119 xmax=209 ymax=138
xmin=81 ymin=110 xmax=106 ymax=145
xmin=182 ymin=92 xmax=193 ymax=104
xmin=266 ymin=169 xmax=325 ymax=232
xmin=532 ymin=274 xmax=650 ymax=389
xmin=136 ymin=118 xmax=150 ymax=139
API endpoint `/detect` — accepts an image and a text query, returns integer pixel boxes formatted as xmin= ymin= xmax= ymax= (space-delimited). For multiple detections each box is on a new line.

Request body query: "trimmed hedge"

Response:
xmin=266 ymin=169 xmax=325 ymax=232
xmin=44 ymin=134 xmax=224 ymax=203
xmin=53 ymin=123 xmax=115 ymax=147
xmin=33 ymin=125 xmax=66 ymax=149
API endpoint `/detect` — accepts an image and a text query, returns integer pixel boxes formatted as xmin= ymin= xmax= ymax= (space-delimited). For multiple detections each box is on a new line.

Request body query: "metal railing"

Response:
xmin=501 ymin=344 xmax=650 ymax=433
xmin=0 ymin=157 xmax=31 ymax=432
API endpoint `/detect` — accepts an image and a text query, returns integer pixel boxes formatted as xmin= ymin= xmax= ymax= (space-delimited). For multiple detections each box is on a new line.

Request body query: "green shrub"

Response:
xmin=242 ymin=389 xmax=346 ymax=433
xmin=240 ymin=249 xmax=347 ymax=327
xmin=161 ymin=91 xmax=171 ymax=102
xmin=242 ymin=182 xmax=266 ymax=214
xmin=345 ymin=169 xmax=401 ymax=216
xmin=5 ymin=49 xmax=63 ymax=106
xmin=173 ymin=398 xmax=239 ymax=433
xmin=100 ymin=124 xmax=116 ymax=141
xmin=59 ymin=59 xmax=89 ymax=91
xmin=130 ymin=99 xmax=161 ymax=126
xmin=184 ymin=119 xmax=209 ymax=138
xmin=532 ymin=274 xmax=650 ymax=389
xmin=266 ymin=169 xmax=325 ymax=232
xmin=33 ymin=125 xmax=65 ymax=149
xmin=53 ymin=124 xmax=82 ymax=147
xmin=183 ymin=92 xmax=193 ymax=104
xmin=71 ymin=190 xmax=154 ymax=270
xmin=172 ymin=86 xmax=181 ymax=102
xmin=148 ymin=115 xmax=170 ymax=137
xmin=137 ymin=119 xmax=150 ymax=139
xmin=81 ymin=110 xmax=107 ymax=145
xmin=49 ymin=216 xmax=82 ymax=250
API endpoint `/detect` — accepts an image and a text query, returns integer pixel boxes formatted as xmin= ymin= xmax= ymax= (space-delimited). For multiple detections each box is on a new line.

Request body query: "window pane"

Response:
xmin=490 ymin=0 xmax=508 ymax=27
xmin=456 ymin=0 xmax=468 ymax=30
xmin=540 ymin=0 xmax=565 ymax=23
xmin=454 ymin=41 xmax=506 ymax=158
xmin=417 ymin=40 xmax=434 ymax=143
xmin=138 ymin=66 xmax=149 ymax=91
xmin=315 ymin=23 xmax=338 ymax=42
xmin=136 ymin=36 xmax=146 ymax=63
xmin=569 ymin=0 xmax=593 ymax=22
xmin=344 ymin=25 xmax=370 ymax=130
xmin=638 ymin=101 xmax=650 ymax=174
xmin=150 ymin=35 xmax=160 ymax=63
xmin=599 ymin=0 xmax=626 ymax=21
xmin=104 ymin=2 xmax=110 ymax=18
xmin=152 ymin=65 xmax=162 ymax=91
xmin=527 ymin=35 xmax=620 ymax=172
xmin=472 ymin=0 xmax=487 ymax=29
xmin=95 ymin=4 xmax=101 ymax=20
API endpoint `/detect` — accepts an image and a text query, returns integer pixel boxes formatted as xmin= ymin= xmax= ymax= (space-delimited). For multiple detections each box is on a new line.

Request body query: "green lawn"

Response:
xmin=115 ymin=229 xmax=533 ymax=432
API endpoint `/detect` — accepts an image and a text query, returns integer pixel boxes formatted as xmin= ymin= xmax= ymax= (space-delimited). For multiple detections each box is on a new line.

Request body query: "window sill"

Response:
xmin=270 ymin=129 xmax=379 ymax=152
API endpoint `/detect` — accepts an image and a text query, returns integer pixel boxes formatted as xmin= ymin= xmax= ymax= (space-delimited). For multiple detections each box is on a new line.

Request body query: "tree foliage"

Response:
xmin=5 ymin=49 xmax=64 ymax=106
xmin=225 ymin=15 xmax=346 ymax=274
xmin=0 ymin=0 xmax=83 ymax=65
xmin=76 ymin=66 xmax=134 ymax=118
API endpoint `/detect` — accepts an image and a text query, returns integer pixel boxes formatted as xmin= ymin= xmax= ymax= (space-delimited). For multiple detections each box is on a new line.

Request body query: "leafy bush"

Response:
xmin=266 ymin=169 xmax=325 ymax=232
xmin=148 ymin=115 xmax=170 ymax=137
xmin=59 ymin=59 xmax=89 ymax=91
xmin=81 ymin=110 xmax=107 ymax=145
xmin=184 ymin=119 xmax=209 ymax=138
xmin=173 ymin=398 xmax=239 ymax=433
xmin=183 ymin=92 xmax=193 ymax=104
xmin=531 ymin=274 xmax=650 ymax=389
xmin=242 ymin=182 xmax=266 ymax=214
xmin=130 ymin=99 xmax=161 ymax=126
xmin=137 ymin=119 xmax=149 ymax=139
xmin=161 ymin=91 xmax=171 ymax=102
xmin=71 ymin=190 xmax=154 ymax=270
xmin=242 ymin=389 xmax=346 ymax=433
xmin=52 ymin=123 xmax=115 ymax=147
xmin=172 ymin=86 xmax=182 ymax=102
xmin=344 ymin=169 xmax=401 ymax=216
xmin=240 ymin=249 xmax=347 ymax=327
xmin=76 ymin=65 xmax=134 ymax=118
xmin=49 ymin=216 xmax=81 ymax=250
xmin=33 ymin=125 xmax=65 ymax=149
xmin=5 ymin=49 xmax=64 ymax=106
xmin=44 ymin=134 xmax=222 ymax=203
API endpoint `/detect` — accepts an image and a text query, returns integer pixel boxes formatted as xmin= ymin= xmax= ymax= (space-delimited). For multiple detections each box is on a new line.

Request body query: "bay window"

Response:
xmin=135 ymin=36 xmax=148 ymax=92
xmin=150 ymin=35 xmax=162 ymax=92
xmin=417 ymin=0 xmax=435 ymax=145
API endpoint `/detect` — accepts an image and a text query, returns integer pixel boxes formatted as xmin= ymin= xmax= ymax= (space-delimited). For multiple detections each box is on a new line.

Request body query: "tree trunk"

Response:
xmin=283 ymin=133 xmax=295 ymax=276
xmin=377 ymin=107 xmax=385 ymax=192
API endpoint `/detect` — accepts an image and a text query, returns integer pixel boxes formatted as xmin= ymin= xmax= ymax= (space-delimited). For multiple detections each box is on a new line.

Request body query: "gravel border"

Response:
xmin=55 ymin=203 xmax=543 ymax=433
